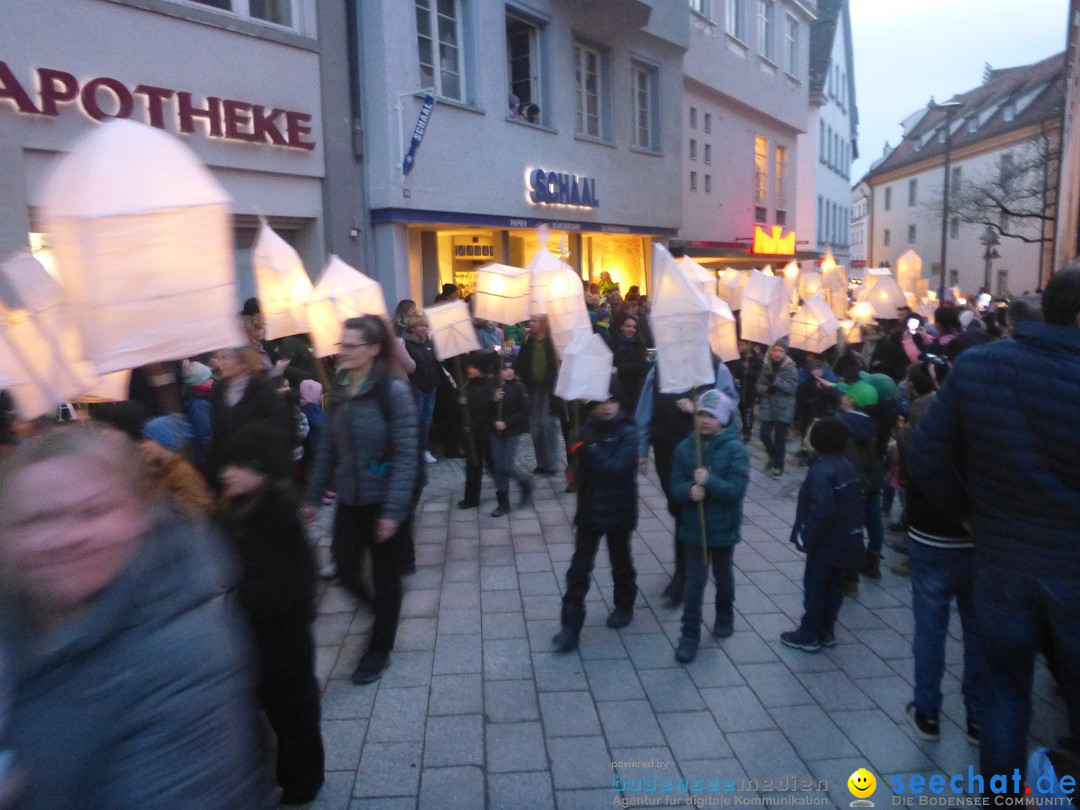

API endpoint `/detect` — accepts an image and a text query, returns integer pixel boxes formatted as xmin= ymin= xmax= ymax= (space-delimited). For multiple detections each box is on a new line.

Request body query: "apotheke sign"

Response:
xmin=0 ymin=61 xmax=316 ymax=151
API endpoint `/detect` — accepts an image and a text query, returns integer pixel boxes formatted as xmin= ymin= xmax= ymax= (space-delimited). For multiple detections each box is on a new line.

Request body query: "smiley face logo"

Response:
xmin=848 ymin=768 xmax=877 ymax=798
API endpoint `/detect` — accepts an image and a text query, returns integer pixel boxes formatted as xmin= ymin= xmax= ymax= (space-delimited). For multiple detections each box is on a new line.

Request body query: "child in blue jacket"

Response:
xmin=781 ymin=418 xmax=865 ymax=653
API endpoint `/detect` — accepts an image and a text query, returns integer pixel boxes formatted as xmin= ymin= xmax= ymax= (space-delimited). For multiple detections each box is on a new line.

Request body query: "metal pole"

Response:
xmin=939 ymin=112 xmax=954 ymax=300
xmin=983 ymin=250 xmax=992 ymax=293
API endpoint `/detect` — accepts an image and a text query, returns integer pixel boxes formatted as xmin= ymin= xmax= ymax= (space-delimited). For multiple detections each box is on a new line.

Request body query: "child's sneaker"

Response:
xmin=780 ymin=631 xmax=821 ymax=653
xmin=818 ymin=633 xmax=837 ymax=648
xmin=905 ymin=701 xmax=941 ymax=741
xmin=768 ymin=467 xmax=783 ymax=479
xmin=674 ymin=638 xmax=698 ymax=664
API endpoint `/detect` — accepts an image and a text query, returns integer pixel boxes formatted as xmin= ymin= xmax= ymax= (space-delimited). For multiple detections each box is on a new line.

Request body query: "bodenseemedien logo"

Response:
xmin=848 ymin=767 xmax=877 ymax=807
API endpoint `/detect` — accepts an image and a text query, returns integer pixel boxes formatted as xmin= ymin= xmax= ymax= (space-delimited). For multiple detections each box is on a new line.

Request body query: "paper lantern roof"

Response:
xmin=426 ymin=299 xmax=481 ymax=361
xmin=38 ymin=119 xmax=242 ymax=374
xmin=820 ymin=249 xmax=838 ymax=272
xmin=651 ymin=244 xmax=713 ymax=394
xmin=863 ymin=267 xmax=893 ymax=293
xmin=527 ymin=245 xmax=571 ymax=314
xmin=822 ymin=264 xmax=849 ymax=319
xmin=253 ymin=221 xmax=314 ymax=340
xmin=676 ymin=256 xmax=716 ymax=298
xmin=716 ymin=268 xmax=749 ymax=311
xmin=897 ymin=250 xmax=923 ymax=294
xmin=798 ymin=271 xmax=823 ymax=303
xmin=858 ymin=273 xmax=908 ymax=319
xmin=554 ymin=331 xmax=613 ymax=402
xmin=544 ymin=265 xmax=592 ymax=357
xmin=740 ymin=269 xmax=791 ymax=346
xmin=708 ymin=297 xmax=739 ymax=362
xmin=307 ymin=255 xmax=388 ymax=358
xmin=473 ymin=263 xmax=531 ymax=326
xmin=789 ymin=295 xmax=840 ymax=354
xmin=848 ymin=301 xmax=876 ymax=323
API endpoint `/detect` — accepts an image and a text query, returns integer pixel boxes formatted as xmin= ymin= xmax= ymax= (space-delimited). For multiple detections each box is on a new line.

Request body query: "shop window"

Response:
xmin=417 ymin=0 xmax=466 ymax=102
xmin=631 ymin=61 xmax=659 ymax=151
xmin=507 ymin=12 xmax=543 ymax=117
xmin=754 ymin=135 xmax=768 ymax=206
xmin=575 ymin=41 xmax=606 ymax=138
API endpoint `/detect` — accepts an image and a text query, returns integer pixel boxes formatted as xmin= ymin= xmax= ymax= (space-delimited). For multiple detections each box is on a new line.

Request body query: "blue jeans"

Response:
xmin=490 ymin=434 xmax=528 ymax=492
xmin=863 ymin=490 xmax=884 ymax=555
xmin=908 ymin=541 xmax=981 ymax=720
xmin=795 ymin=556 xmax=847 ymax=642
xmin=759 ymin=421 xmax=788 ymax=471
xmin=680 ymin=544 xmax=734 ymax=645
xmin=413 ymin=388 xmax=436 ymax=454
xmin=974 ymin=559 xmax=1080 ymax=781
xmin=527 ymin=389 xmax=559 ymax=472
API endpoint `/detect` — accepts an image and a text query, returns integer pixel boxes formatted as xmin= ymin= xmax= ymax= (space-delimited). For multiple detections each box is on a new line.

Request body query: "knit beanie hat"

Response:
xmin=858 ymin=371 xmax=897 ymax=402
xmin=142 ymin=414 xmax=193 ymax=453
xmin=222 ymin=423 xmax=290 ymax=481
xmin=837 ymin=380 xmax=879 ymax=409
xmin=809 ymin=418 xmax=849 ymax=454
xmin=299 ymin=379 xmax=323 ymax=407
xmin=696 ymin=389 xmax=736 ymax=424
xmin=182 ymin=361 xmax=213 ymax=387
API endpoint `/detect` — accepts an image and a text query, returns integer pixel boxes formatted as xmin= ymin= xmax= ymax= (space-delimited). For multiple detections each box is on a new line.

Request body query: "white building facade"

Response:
xmin=849 ymin=180 xmax=869 ymax=275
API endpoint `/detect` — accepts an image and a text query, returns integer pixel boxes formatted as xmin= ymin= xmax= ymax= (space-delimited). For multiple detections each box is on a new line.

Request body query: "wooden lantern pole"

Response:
xmin=692 ymin=408 xmax=708 ymax=566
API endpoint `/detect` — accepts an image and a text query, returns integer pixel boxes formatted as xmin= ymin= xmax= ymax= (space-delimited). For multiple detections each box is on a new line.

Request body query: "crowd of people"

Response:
xmin=0 ymin=264 xmax=1077 ymax=805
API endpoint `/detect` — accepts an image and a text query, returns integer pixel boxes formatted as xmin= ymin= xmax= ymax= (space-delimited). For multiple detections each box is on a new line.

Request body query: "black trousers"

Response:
xmin=561 ymin=528 xmax=637 ymax=629
xmin=249 ymin=611 xmax=325 ymax=800
xmin=463 ymin=435 xmax=493 ymax=504
xmin=653 ymin=440 xmax=686 ymax=591
xmin=332 ymin=503 xmax=403 ymax=653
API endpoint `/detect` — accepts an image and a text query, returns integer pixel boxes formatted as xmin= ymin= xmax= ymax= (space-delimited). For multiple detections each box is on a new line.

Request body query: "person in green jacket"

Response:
xmin=670 ymin=390 xmax=750 ymax=664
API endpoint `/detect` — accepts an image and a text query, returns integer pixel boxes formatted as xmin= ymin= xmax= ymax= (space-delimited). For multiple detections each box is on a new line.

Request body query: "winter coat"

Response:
xmin=573 ymin=413 xmax=639 ymax=533
xmin=493 ymin=378 xmax=529 ymax=438
xmin=0 ymin=509 xmax=274 ymax=809
xmin=148 ymin=452 xmax=214 ymax=516
xmin=183 ymin=387 xmax=213 ymax=469
xmin=790 ymin=453 xmax=865 ymax=569
xmin=635 ymin=361 xmax=740 ymax=457
xmin=610 ymin=333 xmax=648 ymax=409
xmin=869 ymin=330 xmax=911 ymax=382
xmin=305 ymin=363 xmax=418 ymax=523
xmin=403 ymin=333 xmax=441 ymax=393
xmin=670 ymin=420 xmax=750 ymax=547
xmin=756 ymin=355 xmax=798 ymax=424
xmin=208 ymin=373 xmax=293 ymax=486
xmin=515 ymin=335 xmax=558 ymax=391
xmin=908 ymin=321 xmax=1080 ymax=577
xmin=838 ymin=409 xmax=883 ymax=495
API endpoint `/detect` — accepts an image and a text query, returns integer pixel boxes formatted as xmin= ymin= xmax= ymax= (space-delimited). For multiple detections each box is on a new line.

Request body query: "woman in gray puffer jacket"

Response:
xmin=756 ymin=340 xmax=799 ymax=477
xmin=304 ymin=315 xmax=418 ymax=686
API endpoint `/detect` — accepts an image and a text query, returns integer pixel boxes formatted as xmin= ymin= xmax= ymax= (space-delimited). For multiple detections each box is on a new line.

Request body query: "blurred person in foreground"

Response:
xmin=909 ymin=267 xmax=1080 ymax=783
xmin=0 ymin=425 xmax=273 ymax=808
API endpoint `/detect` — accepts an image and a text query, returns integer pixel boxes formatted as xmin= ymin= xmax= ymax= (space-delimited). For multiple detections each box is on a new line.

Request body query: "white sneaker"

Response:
xmin=424 ymin=451 xmax=437 ymax=464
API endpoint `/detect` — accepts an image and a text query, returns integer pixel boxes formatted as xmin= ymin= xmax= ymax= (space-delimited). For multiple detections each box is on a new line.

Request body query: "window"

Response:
xmin=819 ymin=120 xmax=826 ymax=162
xmin=757 ymin=0 xmax=774 ymax=60
xmin=689 ymin=139 xmax=697 ymax=159
xmin=689 ymin=106 xmax=698 ymax=128
xmin=704 ymin=112 xmax=712 ymax=133
xmin=631 ymin=61 xmax=658 ymax=150
xmin=776 ymin=208 xmax=786 ymax=227
xmin=754 ymin=135 xmax=768 ymax=206
xmin=704 ymin=143 xmax=712 ymax=164
xmin=884 ymin=186 xmax=892 ymax=211
xmin=690 ymin=170 xmax=698 ymax=191
xmin=755 ymin=206 xmax=767 ymax=223
xmin=417 ymin=0 xmax=465 ymax=101
xmin=884 ymin=228 xmax=891 ymax=247
xmin=950 ymin=217 xmax=959 ymax=239
xmin=705 ymin=174 xmax=712 ymax=193
xmin=908 ymin=179 xmax=917 ymax=207
xmin=1000 ymin=153 xmax=1015 ymax=188
xmin=574 ymin=42 xmax=603 ymax=138
xmin=817 ymin=195 xmax=823 ymax=244
xmin=726 ymin=0 xmax=746 ymax=41
xmin=784 ymin=14 xmax=798 ymax=76
xmin=506 ymin=13 xmax=541 ymax=112
xmin=1003 ymin=104 xmax=1016 ymax=122
xmin=774 ymin=145 xmax=787 ymax=209
xmin=949 ymin=269 xmax=960 ymax=287
xmin=689 ymin=0 xmax=710 ymax=17
xmin=188 ymin=0 xmax=295 ymax=28
xmin=908 ymin=224 xmax=917 ymax=244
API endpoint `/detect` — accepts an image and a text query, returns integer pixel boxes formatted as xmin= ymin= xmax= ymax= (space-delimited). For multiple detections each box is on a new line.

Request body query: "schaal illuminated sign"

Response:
xmin=528 ymin=168 xmax=599 ymax=208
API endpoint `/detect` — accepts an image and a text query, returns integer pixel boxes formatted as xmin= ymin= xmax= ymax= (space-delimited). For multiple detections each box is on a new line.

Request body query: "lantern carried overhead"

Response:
xmin=676 ymin=256 xmax=716 ymax=298
xmin=37 ymin=118 xmax=242 ymax=374
xmin=650 ymin=244 xmax=714 ymax=394
xmin=554 ymin=332 xmax=614 ymax=402
xmin=716 ymin=268 xmax=749 ymax=311
xmin=858 ymin=272 xmax=908 ymax=320
xmin=798 ymin=271 xmax=823 ymax=303
xmin=472 ymin=263 xmax=531 ymax=326
xmin=789 ymin=295 xmax=840 ymax=354
xmin=821 ymin=262 xmax=849 ymax=319
xmin=896 ymin=250 xmax=923 ymax=294
xmin=306 ymin=255 xmax=389 ymax=358
xmin=253 ymin=220 xmax=314 ymax=340
xmin=708 ymin=297 xmax=739 ymax=363
xmin=543 ymin=266 xmax=592 ymax=358
xmin=425 ymin=300 xmax=481 ymax=362
xmin=740 ymin=269 xmax=791 ymax=346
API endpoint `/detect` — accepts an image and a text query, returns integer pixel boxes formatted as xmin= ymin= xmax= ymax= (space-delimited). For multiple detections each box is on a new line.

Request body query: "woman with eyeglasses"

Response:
xmin=301 ymin=316 xmax=418 ymax=685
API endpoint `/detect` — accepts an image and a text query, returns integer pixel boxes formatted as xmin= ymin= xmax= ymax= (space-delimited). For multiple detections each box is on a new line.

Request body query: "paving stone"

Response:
xmin=484 ymin=637 xmax=534 ymax=680
xmin=575 ymin=625 xmax=630 ymax=660
xmin=610 ymin=745 xmax=680 ymax=796
xmin=428 ymin=672 xmax=483 ymax=716
xmin=482 ymin=611 xmax=527 ymax=640
xmin=424 ymin=714 xmax=483 ymax=766
xmin=399 ymin=589 xmax=441 ymax=618
xmin=518 ymin=570 xmax=561 ymax=595
xmin=488 ymin=770 xmax=554 ymax=809
xmin=737 ymin=661 xmax=815 ymax=707
xmin=583 ymin=658 xmax=646 ymax=701
xmin=555 ymin=788 xmax=621 ymax=809
xmin=796 ymin=669 xmax=877 ymax=712
xmin=417 ymin=765 xmax=484 ymax=810
xmin=481 ymin=565 xmax=519 ymax=591
xmin=439 ymin=586 xmax=480 ymax=610
xmin=540 ymin=691 xmax=602 ymax=737
xmin=484 ymin=678 xmax=539 ymax=722
xmin=487 ymin=721 xmax=548 ymax=772
xmin=639 ymin=668 xmax=707 ymax=712
xmin=306 ymin=769 xmax=354 ymax=810
xmin=322 ymin=718 xmax=367 ymax=771
xmin=321 ymin=677 xmax=378 ymax=720
xmin=596 ymin=699 xmax=666 ymax=748
xmin=701 ymin=685 xmax=775 ymax=733
xmin=314 ymin=612 xmax=355 ymax=647
xmin=350 ymin=797 xmax=414 ymax=810
xmin=531 ymin=651 xmax=589 ymax=692
xmin=726 ymin=729 xmax=809 ymax=779
xmin=353 ymin=741 xmax=422 ymax=797
xmin=481 ymin=590 xmax=523 ymax=613
xmin=657 ymin=710 xmax=732 ymax=761
xmin=432 ymin=633 xmax=482 ymax=675
xmin=855 ymin=626 xmax=913 ymax=660
xmin=366 ymin=686 xmax=429 ymax=742
xmin=831 ymin=709 xmax=937 ymax=774
xmin=393 ymin=617 xmax=438 ymax=652
xmin=438 ymin=607 xmax=481 ymax=634
xmin=623 ymin=633 xmax=678 ymax=670
xmin=379 ymin=650 xmax=433 ymax=689
xmin=825 ymin=641 xmax=895 ymax=679
xmin=547 ymin=736 xmax=613 ymax=789
xmin=719 ymin=631 xmax=779 ymax=664
xmin=768 ymin=704 xmax=860 ymax=761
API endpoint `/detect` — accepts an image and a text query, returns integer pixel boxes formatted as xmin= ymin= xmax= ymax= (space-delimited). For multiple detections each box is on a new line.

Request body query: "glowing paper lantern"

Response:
xmin=527 ymin=236 xmax=570 ymax=314
xmin=820 ymin=249 xmax=838 ymax=273
xmin=716 ymin=268 xmax=749 ymax=310
xmin=916 ymin=279 xmax=931 ymax=300
xmin=426 ymin=300 xmax=481 ymax=361
xmin=740 ymin=269 xmax=791 ymax=346
xmin=848 ymin=301 xmax=877 ymax=323
xmin=473 ymin=263 xmax=531 ymax=326
xmin=554 ymin=331 xmax=613 ymax=402
xmin=708 ymin=297 xmax=739 ymax=362
xmin=789 ymin=295 xmax=840 ymax=353
xmin=650 ymin=244 xmax=714 ymax=394
xmin=863 ymin=267 xmax=892 ymax=294
xmin=798 ymin=271 xmax=823 ymax=302
xmin=859 ymin=273 xmax=908 ymax=319
xmin=0 ymin=306 xmax=90 ymax=418
xmin=306 ymin=255 xmax=389 ymax=358
xmin=897 ymin=250 xmax=923 ymax=294
xmin=761 ymin=264 xmax=775 ymax=277
xmin=38 ymin=118 xmax=242 ymax=374
xmin=838 ymin=319 xmax=862 ymax=343
xmin=544 ymin=266 xmax=592 ymax=357
xmin=676 ymin=256 xmax=716 ymax=298
xmin=253 ymin=221 xmax=314 ymax=339
xmin=822 ymin=264 xmax=849 ymax=319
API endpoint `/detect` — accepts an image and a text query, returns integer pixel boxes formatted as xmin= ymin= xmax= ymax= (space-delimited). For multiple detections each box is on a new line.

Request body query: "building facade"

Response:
xmin=675 ymin=0 xmax=817 ymax=268
xmin=863 ymin=53 xmax=1065 ymax=296
xmin=849 ymin=180 xmax=869 ymax=276
xmin=1054 ymin=0 xmax=1080 ymax=270
xmin=356 ymin=0 xmax=687 ymax=306
xmin=0 ymin=0 xmax=360 ymax=304
xmin=794 ymin=0 xmax=856 ymax=266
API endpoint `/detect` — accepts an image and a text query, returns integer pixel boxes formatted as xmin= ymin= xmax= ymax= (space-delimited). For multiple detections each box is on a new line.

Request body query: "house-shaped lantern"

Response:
xmin=554 ymin=331 xmax=614 ymax=402
xmin=716 ymin=268 xmax=749 ymax=310
xmin=798 ymin=271 xmax=824 ymax=303
xmin=426 ymin=299 xmax=481 ymax=362
xmin=708 ymin=297 xmax=739 ymax=362
xmin=650 ymin=244 xmax=714 ymax=393
xmin=544 ymin=266 xmax=592 ymax=357
xmin=740 ymin=269 xmax=791 ymax=346
xmin=307 ymin=255 xmax=389 ymax=358
xmin=789 ymin=295 xmax=840 ymax=354
xmin=897 ymin=250 xmax=923 ymax=294
xmin=473 ymin=263 xmax=531 ymax=326
xmin=858 ymin=272 xmax=908 ymax=319
xmin=253 ymin=221 xmax=314 ymax=340
xmin=677 ymin=256 xmax=716 ymax=298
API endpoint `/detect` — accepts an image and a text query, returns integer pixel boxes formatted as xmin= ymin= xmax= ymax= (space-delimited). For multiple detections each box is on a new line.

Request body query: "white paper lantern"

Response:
xmin=789 ymin=295 xmax=840 ymax=354
xmin=848 ymin=301 xmax=877 ymax=323
xmin=740 ymin=269 xmax=791 ymax=346
xmin=527 ymin=244 xmax=569 ymax=315
xmin=822 ymin=264 xmax=850 ymax=319
xmin=863 ymin=267 xmax=893 ymax=294
xmin=38 ymin=118 xmax=242 ymax=374
xmin=838 ymin=319 xmax=862 ymax=344
xmin=708 ymin=297 xmax=739 ymax=362
xmin=544 ymin=266 xmax=592 ymax=358
xmin=858 ymin=273 xmax=908 ymax=319
xmin=761 ymin=264 xmax=775 ymax=276
xmin=782 ymin=261 xmax=800 ymax=308
xmin=716 ymin=267 xmax=749 ymax=311
xmin=677 ymin=256 xmax=716 ymax=298
xmin=897 ymin=250 xmax=923 ymax=294
xmin=0 ymin=306 xmax=91 ymax=418
xmin=650 ymin=244 xmax=713 ymax=394
xmin=554 ymin=331 xmax=614 ymax=402
xmin=253 ymin=221 xmax=314 ymax=340
xmin=798 ymin=271 xmax=823 ymax=303
xmin=426 ymin=300 xmax=481 ymax=361
xmin=473 ymin=263 xmax=531 ymax=326
xmin=307 ymin=255 xmax=389 ymax=358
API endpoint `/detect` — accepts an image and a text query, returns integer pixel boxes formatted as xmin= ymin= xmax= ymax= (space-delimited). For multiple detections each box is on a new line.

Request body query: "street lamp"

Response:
xmin=980 ymin=225 xmax=1001 ymax=293
xmin=935 ymin=100 xmax=964 ymax=301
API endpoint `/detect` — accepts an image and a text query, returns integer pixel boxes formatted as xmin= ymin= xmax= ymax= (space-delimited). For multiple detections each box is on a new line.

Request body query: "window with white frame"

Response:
xmin=819 ymin=120 xmax=826 ymax=162
xmin=908 ymin=179 xmax=917 ymax=207
xmin=784 ymin=14 xmax=798 ymax=76
xmin=689 ymin=106 xmax=698 ymax=128
xmin=187 ymin=0 xmax=297 ymax=28
xmin=506 ymin=12 xmax=542 ymax=113
xmin=774 ymin=145 xmax=787 ymax=210
xmin=416 ymin=0 xmax=465 ymax=101
xmin=726 ymin=0 xmax=746 ymax=41
xmin=631 ymin=61 xmax=658 ymax=150
xmin=754 ymin=135 xmax=768 ymax=206
xmin=704 ymin=143 xmax=712 ymax=164
xmin=757 ymin=0 xmax=774 ymax=60
xmin=817 ymin=195 xmax=823 ymax=244
xmin=884 ymin=186 xmax=892 ymax=211
xmin=689 ymin=0 xmax=710 ymax=18
xmin=574 ymin=42 xmax=603 ymax=138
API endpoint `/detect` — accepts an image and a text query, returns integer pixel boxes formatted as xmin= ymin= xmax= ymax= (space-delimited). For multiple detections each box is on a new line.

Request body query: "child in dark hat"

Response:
xmin=489 ymin=356 xmax=533 ymax=516
xmin=780 ymin=418 xmax=865 ymax=653
xmin=552 ymin=376 xmax=640 ymax=652
xmin=457 ymin=356 xmax=494 ymax=509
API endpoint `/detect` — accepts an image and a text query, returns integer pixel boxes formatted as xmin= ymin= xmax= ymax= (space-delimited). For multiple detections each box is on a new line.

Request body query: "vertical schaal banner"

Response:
xmin=402 ymin=94 xmax=436 ymax=176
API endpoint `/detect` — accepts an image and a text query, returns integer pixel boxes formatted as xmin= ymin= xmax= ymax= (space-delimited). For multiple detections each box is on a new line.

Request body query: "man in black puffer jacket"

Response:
xmin=553 ymin=380 xmax=639 ymax=653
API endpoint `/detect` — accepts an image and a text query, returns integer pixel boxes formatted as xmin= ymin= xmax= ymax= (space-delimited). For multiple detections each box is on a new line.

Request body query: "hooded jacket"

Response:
xmin=0 ymin=509 xmax=274 ymax=809
xmin=573 ymin=411 xmax=639 ymax=533
xmin=790 ymin=453 xmax=865 ymax=568
xmin=670 ymin=420 xmax=750 ymax=547
xmin=838 ymin=409 xmax=883 ymax=494
xmin=756 ymin=354 xmax=798 ymax=423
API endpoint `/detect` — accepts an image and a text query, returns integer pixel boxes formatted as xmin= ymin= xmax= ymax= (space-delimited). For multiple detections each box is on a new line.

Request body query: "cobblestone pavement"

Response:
xmin=303 ymin=438 xmax=1067 ymax=809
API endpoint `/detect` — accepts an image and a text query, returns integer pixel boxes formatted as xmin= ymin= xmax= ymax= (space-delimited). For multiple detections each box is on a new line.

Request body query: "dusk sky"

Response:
xmin=849 ymin=0 xmax=1070 ymax=181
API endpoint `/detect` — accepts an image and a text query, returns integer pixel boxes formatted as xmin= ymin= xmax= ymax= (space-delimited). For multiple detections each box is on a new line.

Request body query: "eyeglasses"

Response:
xmin=336 ymin=342 xmax=370 ymax=350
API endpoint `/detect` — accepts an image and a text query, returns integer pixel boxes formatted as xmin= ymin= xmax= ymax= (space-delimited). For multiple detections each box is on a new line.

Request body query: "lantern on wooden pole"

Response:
xmin=716 ymin=268 xmax=749 ymax=310
xmin=306 ymin=255 xmax=388 ymax=359
xmin=426 ymin=300 xmax=482 ymax=463
xmin=554 ymin=332 xmax=614 ymax=403
xmin=897 ymin=250 xmax=923 ymax=294
xmin=253 ymin=220 xmax=314 ymax=340
xmin=789 ymin=295 xmax=840 ymax=354
xmin=740 ymin=269 xmax=791 ymax=347
xmin=473 ymin=263 xmax=531 ymax=326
